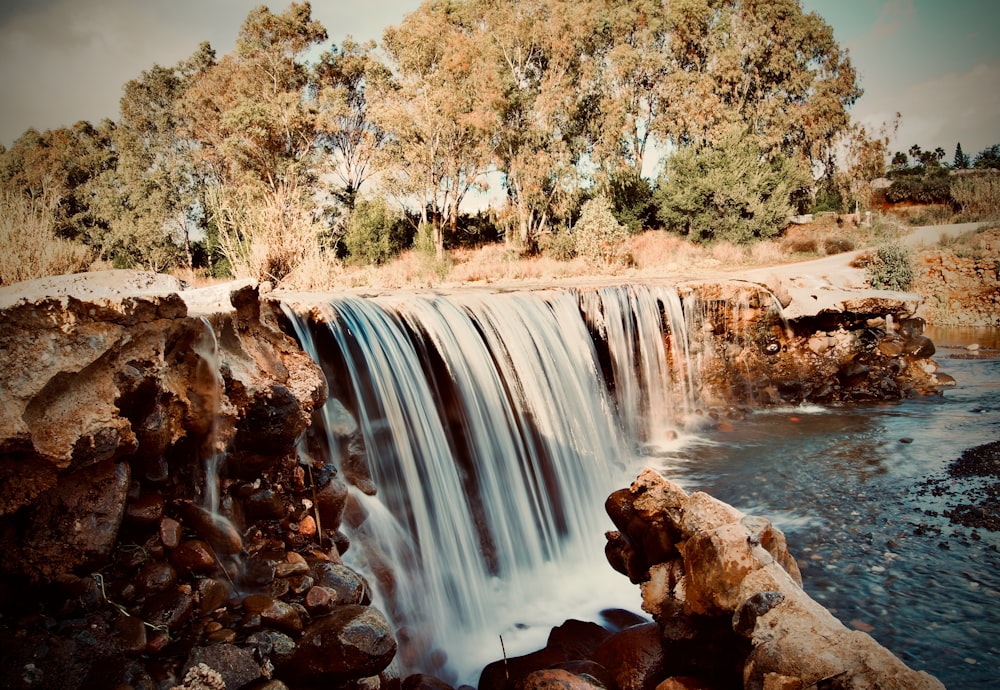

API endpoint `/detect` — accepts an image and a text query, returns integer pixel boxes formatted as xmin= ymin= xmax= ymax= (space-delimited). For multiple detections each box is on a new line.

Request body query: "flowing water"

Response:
xmin=649 ymin=327 xmax=1000 ymax=690
xmin=282 ymin=288 xmax=999 ymax=689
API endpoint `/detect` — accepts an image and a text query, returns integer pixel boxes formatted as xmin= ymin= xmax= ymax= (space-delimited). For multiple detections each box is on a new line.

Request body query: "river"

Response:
xmin=648 ymin=326 xmax=1000 ymax=690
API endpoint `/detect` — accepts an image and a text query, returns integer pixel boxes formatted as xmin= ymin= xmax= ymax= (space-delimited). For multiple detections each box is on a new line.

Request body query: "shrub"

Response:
xmin=654 ymin=126 xmax=811 ymax=244
xmin=884 ymin=175 xmax=952 ymax=205
xmin=343 ymin=196 xmax=408 ymax=266
xmin=823 ymin=237 xmax=855 ymax=255
xmin=572 ymin=196 xmax=630 ymax=265
xmin=865 ymin=243 xmax=914 ymax=291
xmin=538 ymin=229 xmax=577 ymax=261
xmin=951 ymin=173 xmax=1000 ymax=220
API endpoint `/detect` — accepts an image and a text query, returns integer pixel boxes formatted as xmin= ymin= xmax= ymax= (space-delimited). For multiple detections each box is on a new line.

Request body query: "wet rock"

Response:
xmin=142 ymin=588 xmax=195 ymax=632
xmin=176 ymin=501 xmax=243 ymax=555
xmin=520 ymin=669 xmax=607 ymax=690
xmin=592 ymin=622 xmax=665 ymax=690
xmin=246 ymin=488 xmax=287 ymax=521
xmin=196 ymin=577 xmax=233 ymax=615
xmin=160 ymin=516 xmax=182 ymax=549
xmin=9 ymin=459 xmax=130 ymax=582
xmin=838 ymin=360 xmax=869 ymax=388
xmin=183 ymin=644 xmax=261 ymax=690
xmin=315 ymin=473 xmax=350 ymax=532
xmin=313 ymin=562 xmax=369 ymax=605
xmin=243 ymin=593 xmax=303 ymax=634
xmin=114 ymin=614 xmax=148 ymax=654
xmin=733 ymin=591 xmax=785 ymax=638
xmin=137 ymin=560 xmax=178 ymax=596
xmin=126 ymin=492 xmax=166 ymax=523
xmin=247 ymin=629 xmax=297 ymax=667
xmin=279 ymin=605 xmax=397 ymax=686
xmin=304 ymin=585 xmax=337 ymax=614
xmin=878 ymin=340 xmax=904 ymax=357
xmin=170 ymin=540 xmax=218 ymax=577
xmin=402 ymin=673 xmax=457 ymax=690
xmin=904 ymin=335 xmax=936 ymax=358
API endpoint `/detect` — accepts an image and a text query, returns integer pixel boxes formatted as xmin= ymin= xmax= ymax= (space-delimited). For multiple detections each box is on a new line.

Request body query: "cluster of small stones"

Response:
xmin=475 ymin=469 xmax=945 ymax=690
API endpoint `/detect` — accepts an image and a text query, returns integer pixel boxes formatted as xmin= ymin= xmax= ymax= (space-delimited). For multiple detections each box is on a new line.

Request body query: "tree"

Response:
xmin=179 ymin=3 xmax=332 ymax=283
xmin=374 ymin=0 xmax=500 ymax=259
xmin=973 ymin=144 xmax=1000 ymax=170
xmin=663 ymin=0 xmax=861 ymax=172
xmin=953 ymin=142 xmax=970 ymax=169
xmin=91 ymin=43 xmax=217 ymax=271
xmin=313 ymin=39 xmax=391 ymax=210
xmin=654 ymin=124 xmax=811 ymax=244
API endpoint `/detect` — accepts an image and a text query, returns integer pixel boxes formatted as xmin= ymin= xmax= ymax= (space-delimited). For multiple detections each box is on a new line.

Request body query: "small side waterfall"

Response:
xmin=281 ymin=284 xmax=713 ymax=682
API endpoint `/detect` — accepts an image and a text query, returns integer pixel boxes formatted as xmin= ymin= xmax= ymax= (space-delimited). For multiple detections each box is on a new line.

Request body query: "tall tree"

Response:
xmin=91 ymin=42 xmax=216 ymax=271
xmin=375 ymin=0 xmax=501 ymax=258
xmin=313 ymin=39 xmax=391 ymax=209
xmin=953 ymin=142 xmax=970 ymax=169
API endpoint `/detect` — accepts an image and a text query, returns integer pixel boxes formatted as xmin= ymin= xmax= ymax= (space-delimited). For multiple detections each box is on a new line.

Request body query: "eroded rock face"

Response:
xmin=605 ymin=469 xmax=945 ymax=690
xmin=676 ymin=281 xmax=949 ymax=407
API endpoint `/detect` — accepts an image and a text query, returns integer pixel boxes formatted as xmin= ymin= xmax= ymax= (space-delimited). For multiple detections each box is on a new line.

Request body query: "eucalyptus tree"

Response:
xmin=375 ymin=0 xmax=501 ymax=258
xmin=663 ymin=0 xmax=861 ymax=170
xmin=313 ymin=39 xmax=392 ymax=209
xmin=90 ymin=42 xmax=216 ymax=271
xmin=178 ymin=3 xmax=332 ymax=282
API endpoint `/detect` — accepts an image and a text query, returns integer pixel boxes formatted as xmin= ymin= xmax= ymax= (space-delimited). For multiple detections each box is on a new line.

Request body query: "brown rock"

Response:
xmin=280 ymin=605 xmax=397 ymax=686
xmin=313 ymin=562 xmax=369 ymax=605
xmin=170 ymin=540 xmax=218 ymax=576
xmin=126 ymin=492 xmax=165 ymax=523
xmin=519 ymin=669 xmax=606 ymax=690
xmin=592 ymin=622 xmax=665 ymax=690
xmin=159 ymin=516 xmax=182 ymax=549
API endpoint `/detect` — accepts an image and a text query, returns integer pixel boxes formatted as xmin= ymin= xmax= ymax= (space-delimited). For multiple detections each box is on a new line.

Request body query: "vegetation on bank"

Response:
xmin=0 ymin=1 xmax=997 ymax=291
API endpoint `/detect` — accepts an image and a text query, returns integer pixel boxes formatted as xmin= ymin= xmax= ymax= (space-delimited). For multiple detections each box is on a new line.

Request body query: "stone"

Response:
xmin=170 ymin=540 xmax=218 ymax=577
xmin=402 ymin=673 xmax=457 ymax=690
xmin=519 ymin=669 xmax=607 ymax=690
xmin=137 ymin=560 xmax=178 ymax=596
xmin=279 ymin=605 xmax=397 ymax=686
xmin=592 ymin=622 xmax=665 ymax=690
xmin=176 ymin=501 xmax=243 ymax=555
xmin=313 ymin=562 xmax=369 ymax=605
xmin=160 ymin=516 xmax=183 ymax=549
xmin=904 ymin=335 xmax=936 ymax=358
xmin=183 ymin=644 xmax=260 ymax=690
xmin=126 ymin=493 xmax=166 ymax=523
xmin=6 ymin=459 xmax=130 ymax=582
xmin=142 ymin=588 xmax=195 ymax=632
xmin=242 ymin=593 xmax=303 ymax=634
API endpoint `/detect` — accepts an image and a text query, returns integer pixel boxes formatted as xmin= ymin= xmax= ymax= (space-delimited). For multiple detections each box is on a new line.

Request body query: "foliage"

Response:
xmin=0 ymin=190 xmax=93 ymax=285
xmin=654 ymin=127 xmax=811 ymax=244
xmin=950 ymin=173 xmax=1000 ymax=220
xmin=973 ymin=144 xmax=1000 ymax=170
xmin=538 ymin=228 xmax=578 ymax=261
xmin=343 ymin=196 xmax=408 ymax=266
xmin=884 ymin=175 xmax=952 ymax=205
xmin=953 ymin=142 xmax=970 ymax=170
xmin=865 ymin=243 xmax=914 ymax=291
xmin=572 ymin=196 xmax=630 ymax=265
xmin=605 ymin=168 xmax=657 ymax=233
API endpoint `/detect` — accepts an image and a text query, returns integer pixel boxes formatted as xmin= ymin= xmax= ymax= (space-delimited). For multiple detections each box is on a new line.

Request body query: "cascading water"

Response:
xmin=281 ymin=285 xmax=706 ymax=683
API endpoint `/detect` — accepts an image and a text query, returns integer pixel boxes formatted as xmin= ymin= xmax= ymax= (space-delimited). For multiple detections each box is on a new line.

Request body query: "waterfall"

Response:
xmin=282 ymin=285 xmax=701 ymax=683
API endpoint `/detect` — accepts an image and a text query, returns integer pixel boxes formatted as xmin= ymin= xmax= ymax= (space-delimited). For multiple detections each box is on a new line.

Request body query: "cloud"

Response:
xmin=851 ymin=57 xmax=1000 ymax=155
xmin=870 ymin=0 xmax=916 ymax=40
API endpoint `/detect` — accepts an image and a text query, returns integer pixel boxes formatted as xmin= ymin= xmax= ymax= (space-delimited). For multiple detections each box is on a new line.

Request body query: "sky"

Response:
xmin=1 ymin=0 xmax=998 ymax=162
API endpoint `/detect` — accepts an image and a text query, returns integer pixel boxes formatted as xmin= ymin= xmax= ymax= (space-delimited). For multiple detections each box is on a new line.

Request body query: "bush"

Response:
xmin=572 ymin=196 xmax=630 ymax=265
xmin=606 ymin=168 xmax=657 ymax=233
xmin=538 ymin=229 xmax=577 ymax=261
xmin=951 ymin=173 xmax=1000 ymax=220
xmin=865 ymin=243 xmax=914 ymax=291
xmin=343 ymin=196 xmax=408 ymax=266
xmin=654 ymin=127 xmax=811 ymax=244
xmin=884 ymin=175 xmax=952 ymax=205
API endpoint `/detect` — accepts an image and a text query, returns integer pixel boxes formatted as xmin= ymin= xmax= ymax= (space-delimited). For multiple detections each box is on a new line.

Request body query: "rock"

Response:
xmin=196 ymin=577 xmax=233 ymax=615
xmin=592 ymin=622 xmax=665 ymax=690
xmin=402 ymin=673 xmax=457 ymax=690
xmin=313 ymin=562 xmax=369 ymax=605
xmin=183 ymin=645 xmax=260 ymax=690
xmin=904 ymin=335 xmax=936 ymax=358
xmin=170 ymin=540 xmax=218 ymax=576
xmin=519 ymin=669 xmax=607 ymax=690
xmin=137 ymin=560 xmax=178 ymax=596
xmin=126 ymin=492 xmax=166 ymax=523
xmin=3 ymin=459 xmax=130 ymax=582
xmin=243 ymin=593 xmax=303 ymax=634
xmin=247 ymin=629 xmax=297 ymax=667
xmin=142 ymin=588 xmax=195 ymax=632
xmin=279 ymin=605 xmax=397 ymax=686
xmin=176 ymin=501 xmax=244 ymax=555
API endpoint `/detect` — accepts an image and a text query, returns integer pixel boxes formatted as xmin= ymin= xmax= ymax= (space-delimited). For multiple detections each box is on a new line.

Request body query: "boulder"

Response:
xmin=279 ymin=604 xmax=397 ymax=686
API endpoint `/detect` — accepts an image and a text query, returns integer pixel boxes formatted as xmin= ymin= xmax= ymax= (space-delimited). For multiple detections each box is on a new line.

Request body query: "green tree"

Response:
xmin=179 ymin=3 xmax=332 ymax=283
xmin=953 ymin=142 xmax=970 ymax=169
xmin=343 ymin=195 xmax=408 ymax=265
xmin=374 ymin=0 xmax=500 ymax=259
xmin=973 ymin=144 xmax=1000 ymax=170
xmin=573 ymin=195 xmax=630 ymax=265
xmin=91 ymin=44 xmax=217 ymax=271
xmin=654 ymin=125 xmax=811 ymax=244
xmin=313 ymin=39 xmax=391 ymax=209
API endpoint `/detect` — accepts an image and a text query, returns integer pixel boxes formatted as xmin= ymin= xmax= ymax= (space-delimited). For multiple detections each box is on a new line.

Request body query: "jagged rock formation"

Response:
xmin=913 ymin=227 xmax=1000 ymax=326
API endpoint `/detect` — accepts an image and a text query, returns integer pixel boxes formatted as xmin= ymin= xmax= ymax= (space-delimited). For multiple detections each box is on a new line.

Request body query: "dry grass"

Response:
xmin=0 ymin=190 xmax=94 ymax=286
